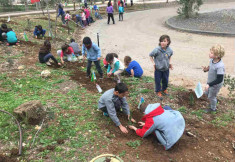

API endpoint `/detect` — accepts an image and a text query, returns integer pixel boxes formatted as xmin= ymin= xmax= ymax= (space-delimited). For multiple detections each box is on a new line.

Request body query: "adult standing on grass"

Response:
xmin=58 ymin=3 xmax=66 ymax=25
xmin=107 ymin=2 xmax=115 ymax=25
xmin=82 ymin=37 xmax=103 ymax=79
xmin=98 ymin=83 xmax=136 ymax=134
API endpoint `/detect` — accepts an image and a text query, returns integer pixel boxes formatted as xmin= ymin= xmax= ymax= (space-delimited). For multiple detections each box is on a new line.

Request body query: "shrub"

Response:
xmin=224 ymin=74 xmax=235 ymax=98
xmin=177 ymin=0 xmax=203 ymax=18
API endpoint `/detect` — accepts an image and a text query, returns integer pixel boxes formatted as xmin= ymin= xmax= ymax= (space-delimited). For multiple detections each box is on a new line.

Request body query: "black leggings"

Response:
xmin=107 ymin=13 xmax=115 ymax=24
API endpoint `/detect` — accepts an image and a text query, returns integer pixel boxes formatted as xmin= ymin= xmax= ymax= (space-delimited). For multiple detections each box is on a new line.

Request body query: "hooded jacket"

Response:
xmin=136 ymin=103 xmax=185 ymax=150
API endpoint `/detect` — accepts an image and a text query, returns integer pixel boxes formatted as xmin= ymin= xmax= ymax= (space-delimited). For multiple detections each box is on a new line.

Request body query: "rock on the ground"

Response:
xmin=14 ymin=100 xmax=46 ymax=125
xmin=41 ymin=70 xmax=51 ymax=78
xmin=17 ymin=65 xmax=25 ymax=70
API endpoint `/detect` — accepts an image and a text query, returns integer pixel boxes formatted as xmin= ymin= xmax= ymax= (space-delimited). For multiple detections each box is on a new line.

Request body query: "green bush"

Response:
xmin=224 ymin=74 xmax=235 ymax=98
xmin=177 ymin=0 xmax=203 ymax=18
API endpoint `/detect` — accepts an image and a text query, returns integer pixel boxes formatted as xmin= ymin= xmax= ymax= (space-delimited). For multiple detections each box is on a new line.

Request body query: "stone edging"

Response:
xmin=165 ymin=18 xmax=235 ymax=37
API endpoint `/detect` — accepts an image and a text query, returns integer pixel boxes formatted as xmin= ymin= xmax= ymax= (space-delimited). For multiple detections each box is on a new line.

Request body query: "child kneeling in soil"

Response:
xmin=6 ymin=28 xmax=19 ymax=46
xmin=106 ymin=53 xmax=124 ymax=83
xmin=39 ymin=40 xmax=61 ymax=66
xmin=98 ymin=83 xmax=136 ymax=134
xmin=202 ymin=44 xmax=225 ymax=113
xmin=0 ymin=24 xmax=9 ymax=43
xmin=149 ymin=35 xmax=173 ymax=100
xmin=57 ymin=44 xmax=75 ymax=64
xmin=103 ymin=53 xmax=118 ymax=69
xmin=82 ymin=37 xmax=103 ymax=79
xmin=129 ymin=103 xmax=185 ymax=150
xmin=124 ymin=56 xmax=143 ymax=78
xmin=34 ymin=25 xmax=46 ymax=39
xmin=69 ymin=38 xmax=81 ymax=56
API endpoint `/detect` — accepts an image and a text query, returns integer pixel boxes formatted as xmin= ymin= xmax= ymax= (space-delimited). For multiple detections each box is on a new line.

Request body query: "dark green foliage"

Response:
xmin=224 ymin=74 xmax=235 ymax=98
xmin=0 ymin=0 xmax=12 ymax=6
xmin=177 ymin=0 xmax=203 ymax=18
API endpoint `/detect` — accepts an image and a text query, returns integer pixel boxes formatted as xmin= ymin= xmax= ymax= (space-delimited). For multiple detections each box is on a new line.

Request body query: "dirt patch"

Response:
xmin=99 ymin=110 xmax=235 ymax=161
xmin=0 ymin=154 xmax=18 ymax=162
xmin=34 ymin=17 xmax=56 ymax=22
xmin=38 ymin=145 xmax=55 ymax=152
xmin=57 ymin=139 xmax=65 ymax=145
xmin=176 ymin=89 xmax=208 ymax=109
xmin=0 ymin=19 xmax=19 ymax=25
xmin=50 ymin=62 xmax=117 ymax=93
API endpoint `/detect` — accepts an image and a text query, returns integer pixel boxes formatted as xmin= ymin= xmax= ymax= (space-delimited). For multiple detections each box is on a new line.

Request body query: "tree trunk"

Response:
xmin=113 ymin=0 xmax=118 ymax=11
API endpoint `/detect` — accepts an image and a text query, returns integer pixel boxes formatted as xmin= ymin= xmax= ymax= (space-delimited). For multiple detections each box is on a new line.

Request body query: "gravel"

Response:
xmin=167 ymin=9 xmax=235 ymax=34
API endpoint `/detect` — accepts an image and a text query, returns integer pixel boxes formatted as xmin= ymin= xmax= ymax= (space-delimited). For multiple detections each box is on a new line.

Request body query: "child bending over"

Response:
xmin=106 ymin=53 xmax=124 ymax=83
xmin=57 ymin=44 xmax=75 ymax=64
xmin=129 ymin=102 xmax=185 ymax=150
xmin=6 ymin=28 xmax=19 ymax=46
xmin=34 ymin=25 xmax=46 ymax=38
xmin=69 ymin=38 xmax=81 ymax=56
xmin=82 ymin=37 xmax=103 ymax=79
xmin=124 ymin=56 xmax=143 ymax=77
xmin=98 ymin=83 xmax=136 ymax=134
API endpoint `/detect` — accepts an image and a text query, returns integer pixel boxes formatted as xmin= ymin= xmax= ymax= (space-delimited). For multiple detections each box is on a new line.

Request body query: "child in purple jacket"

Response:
xmin=106 ymin=2 xmax=115 ymax=24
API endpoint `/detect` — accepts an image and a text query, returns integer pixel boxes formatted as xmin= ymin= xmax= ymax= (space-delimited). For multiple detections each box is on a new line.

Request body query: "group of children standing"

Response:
xmin=106 ymin=1 xmax=125 ymax=24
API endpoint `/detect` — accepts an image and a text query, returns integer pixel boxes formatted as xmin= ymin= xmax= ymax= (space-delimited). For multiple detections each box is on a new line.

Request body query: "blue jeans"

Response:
xmin=154 ymin=69 xmax=169 ymax=92
xmin=163 ymin=105 xmax=172 ymax=110
xmin=76 ymin=16 xmax=84 ymax=27
xmin=43 ymin=53 xmax=58 ymax=64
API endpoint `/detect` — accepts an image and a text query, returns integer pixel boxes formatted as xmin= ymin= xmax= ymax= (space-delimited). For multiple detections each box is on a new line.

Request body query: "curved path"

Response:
xmin=83 ymin=1 xmax=235 ymax=92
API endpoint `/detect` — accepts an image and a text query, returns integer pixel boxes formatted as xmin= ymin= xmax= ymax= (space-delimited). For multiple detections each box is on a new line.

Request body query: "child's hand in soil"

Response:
xmin=119 ymin=124 xmax=128 ymax=134
xmin=58 ymin=63 xmax=61 ymax=66
xmin=130 ymin=118 xmax=136 ymax=123
xmin=107 ymin=72 xmax=112 ymax=77
xmin=128 ymin=125 xmax=137 ymax=131
xmin=138 ymin=122 xmax=145 ymax=127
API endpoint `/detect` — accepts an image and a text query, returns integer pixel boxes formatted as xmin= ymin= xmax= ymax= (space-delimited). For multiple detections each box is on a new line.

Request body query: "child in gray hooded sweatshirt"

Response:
xmin=98 ymin=83 xmax=136 ymax=134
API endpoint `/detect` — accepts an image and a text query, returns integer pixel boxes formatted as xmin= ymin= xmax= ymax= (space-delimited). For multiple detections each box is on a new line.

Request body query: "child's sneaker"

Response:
xmin=156 ymin=92 xmax=163 ymax=100
xmin=203 ymin=108 xmax=216 ymax=113
xmin=103 ymin=112 xmax=109 ymax=117
xmin=162 ymin=90 xmax=169 ymax=96
xmin=46 ymin=61 xmax=51 ymax=66
xmin=99 ymin=76 xmax=103 ymax=80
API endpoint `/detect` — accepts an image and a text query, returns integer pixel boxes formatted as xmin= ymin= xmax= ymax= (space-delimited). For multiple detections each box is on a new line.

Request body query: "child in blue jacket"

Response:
xmin=6 ymin=28 xmax=18 ymax=46
xmin=129 ymin=102 xmax=185 ymax=150
xmin=33 ymin=25 xmax=46 ymax=38
xmin=124 ymin=56 xmax=143 ymax=77
xmin=58 ymin=3 xmax=66 ymax=24
xmin=119 ymin=3 xmax=124 ymax=21
xmin=82 ymin=37 xmax=103 ymax=79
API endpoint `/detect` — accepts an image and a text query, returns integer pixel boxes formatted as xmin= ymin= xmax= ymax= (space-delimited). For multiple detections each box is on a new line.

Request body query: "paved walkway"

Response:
xmin=0 ymin=0 xmax=175 ymax=18
xmin=84 ymin=1 xmax=235 ymax=93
